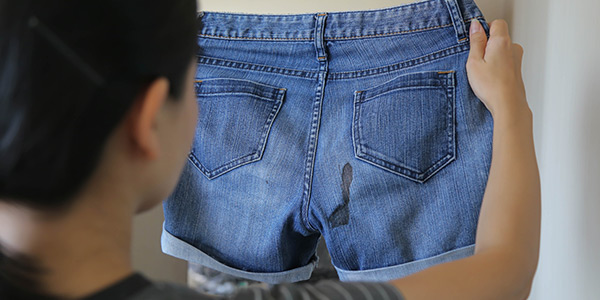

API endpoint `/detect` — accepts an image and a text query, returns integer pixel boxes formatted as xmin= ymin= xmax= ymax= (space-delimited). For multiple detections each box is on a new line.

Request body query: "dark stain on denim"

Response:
xmin=329 ymin=163 xmax=353 ymax=228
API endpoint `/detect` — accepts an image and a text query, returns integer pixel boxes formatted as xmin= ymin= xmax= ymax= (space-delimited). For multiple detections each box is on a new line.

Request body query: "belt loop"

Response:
xmin=196 ymin=11 xmax=205 ymax=35
xmin=314 ymin=13 xmax=328 ymax=62
xmin=444 ymin=0 xmax=468 ymax=43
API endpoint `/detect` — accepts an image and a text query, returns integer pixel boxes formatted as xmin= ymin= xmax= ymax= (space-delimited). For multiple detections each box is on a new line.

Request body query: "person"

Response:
xmin=0 ymin=0 xmax=540 ymax=299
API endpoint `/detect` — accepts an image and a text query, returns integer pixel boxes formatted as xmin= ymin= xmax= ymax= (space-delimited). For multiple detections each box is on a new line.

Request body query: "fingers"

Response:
xmin=490 ymin=19 xmax=510 ymax=40
xmin=467 ymin=19 xmax=524 ymax=78
xmin=512 ymin=43 xmax=524 ymax=60
xmin=512 ymin=43 xmax=524 ymax=62
xmin=512 ymin=43 xmax=524 ymax=77
xmin=468 ymin=19 xmax=488 ymax=62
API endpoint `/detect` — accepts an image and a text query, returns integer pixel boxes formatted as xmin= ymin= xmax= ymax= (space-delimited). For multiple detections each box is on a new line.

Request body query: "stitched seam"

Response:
xmin=196 ymin=44 xmax=469 ymax=80
xmin=255 ymin=101 xmax=283 ymax=162
xmin=195 ymin=17 xmax=484 ymax=41
xmin=197 ymin=23 xmax=451 ymax=41
xmin=333 ymin=44 xmax=466 ymax=76
xmin=352 ymin=71 xmax=457 ymax=182
xmin=201 ymin=103 xmax=281 ymax=179
xmin=198 ymin=34 xmax=313 ymax=41
xmin=197 ymin=56 xmax=318 ymax=79
xmin=196 ymin=41 xmax=473 ymax=80
xmin=197 ymin=92 xmax=281 ymax=102
xmin=198 ymin=78 xmax=288 ymax=91
xmin=329 ymin=43 xmax=470 ymax=80
xmin=359 ymin=86 xmax=443 ymax=103
xmin=327 ymin=23 xmax=453 ymax=40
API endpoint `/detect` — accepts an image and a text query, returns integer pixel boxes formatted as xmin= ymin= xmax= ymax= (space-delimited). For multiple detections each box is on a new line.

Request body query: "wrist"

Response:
xmin=489 ymin=95 xmax=532 ymax=125
xmin=492 ymin=106 xmax=533 ymax=132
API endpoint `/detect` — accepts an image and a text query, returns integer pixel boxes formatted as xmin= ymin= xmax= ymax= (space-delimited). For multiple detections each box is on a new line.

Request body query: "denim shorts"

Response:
xmin=162 ymin=0 xmax=493 ymax=283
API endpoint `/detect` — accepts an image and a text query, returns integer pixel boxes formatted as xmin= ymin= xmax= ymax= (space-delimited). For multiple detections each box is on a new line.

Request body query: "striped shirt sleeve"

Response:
xmin=230 ymin=280 xmax=405 ymax=300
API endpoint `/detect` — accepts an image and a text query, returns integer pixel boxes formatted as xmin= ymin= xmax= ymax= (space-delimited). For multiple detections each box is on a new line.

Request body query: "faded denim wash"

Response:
xmin=162 ymin=0 xmax=493 ymax=283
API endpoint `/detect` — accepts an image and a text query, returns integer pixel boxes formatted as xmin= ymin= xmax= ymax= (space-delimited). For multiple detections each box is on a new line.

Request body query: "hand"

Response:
xmin=466 ymin=19 xmax=530 ymax=120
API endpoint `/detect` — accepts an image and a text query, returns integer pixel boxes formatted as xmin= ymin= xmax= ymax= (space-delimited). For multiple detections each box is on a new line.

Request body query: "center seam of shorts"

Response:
xmin=300 ymin=13 xmax=329 ymax=233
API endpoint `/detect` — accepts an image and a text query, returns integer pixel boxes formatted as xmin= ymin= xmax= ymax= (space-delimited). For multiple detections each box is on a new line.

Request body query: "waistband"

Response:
xmin=197 ymin=0 xmax=484 ymax=41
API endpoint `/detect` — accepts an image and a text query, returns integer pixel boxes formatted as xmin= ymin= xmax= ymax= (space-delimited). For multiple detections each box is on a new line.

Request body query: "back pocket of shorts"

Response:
xmin=352 ymin=71 xmax=456 ymax=183
xmin=189 ymin=78 xmax=285 ymax=180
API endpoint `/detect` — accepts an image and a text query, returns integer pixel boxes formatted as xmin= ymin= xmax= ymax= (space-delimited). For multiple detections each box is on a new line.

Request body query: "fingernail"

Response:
xmin=470 ymin=19 xmax=483 ymax=34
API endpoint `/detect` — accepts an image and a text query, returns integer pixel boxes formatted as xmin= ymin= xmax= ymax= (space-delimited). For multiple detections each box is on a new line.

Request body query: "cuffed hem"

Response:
xmin=335 ymin=244 xmax=476 ymax=282
xmin=160 ymin=223 xmax=318 ymax=284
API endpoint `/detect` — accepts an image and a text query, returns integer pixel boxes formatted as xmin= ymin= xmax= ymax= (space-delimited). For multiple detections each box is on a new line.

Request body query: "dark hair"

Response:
xmin=0 ymin=0 xmax=198 ymax=298
xmin=0 ymin=0 xmax=198 ymax=209
xmin=0 ymin=244 xmax=59 ymax=300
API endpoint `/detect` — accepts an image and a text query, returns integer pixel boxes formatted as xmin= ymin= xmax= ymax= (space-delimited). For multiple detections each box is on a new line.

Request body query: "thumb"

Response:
xmin=512 ymin=43 xmax=524 ymax=73
xmin=468 ymin=19 xmax=487 ymax=62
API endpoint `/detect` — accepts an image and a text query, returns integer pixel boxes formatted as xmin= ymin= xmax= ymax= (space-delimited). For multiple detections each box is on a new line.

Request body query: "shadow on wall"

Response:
xmin=578 ymin=77 xmax=600 ymax=294
xmin=504 ymin=0 xmax=549 ymax=149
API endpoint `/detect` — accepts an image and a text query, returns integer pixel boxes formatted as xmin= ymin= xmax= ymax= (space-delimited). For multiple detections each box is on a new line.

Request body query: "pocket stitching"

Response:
xmin=357 ymin=86 xmax=443 ymax=104
xmin=191 ymin=96 xmax=283 ymax=179
xmin=352 ymin=71 xmax=456 ymax=183
xmin=189 ymin=79 xmax=285 ymax=180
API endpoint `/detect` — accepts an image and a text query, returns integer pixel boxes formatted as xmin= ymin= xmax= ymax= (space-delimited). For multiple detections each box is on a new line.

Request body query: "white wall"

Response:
xmin=481 ymin=0 xmax=600 ymax=298
xmin=133 ymin=1 xmax=600 ymax=296
xmin=521 ymin=1 xmax=600 ymax=299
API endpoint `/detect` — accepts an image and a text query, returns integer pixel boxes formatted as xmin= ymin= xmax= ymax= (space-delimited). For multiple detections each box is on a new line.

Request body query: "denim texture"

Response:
xmin=162 ymin=0 xmax=493 ymax=283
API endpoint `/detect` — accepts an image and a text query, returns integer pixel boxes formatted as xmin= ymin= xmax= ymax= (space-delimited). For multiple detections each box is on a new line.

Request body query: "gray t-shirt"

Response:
xmin=82 ymin=273 xmax=406 ymax=300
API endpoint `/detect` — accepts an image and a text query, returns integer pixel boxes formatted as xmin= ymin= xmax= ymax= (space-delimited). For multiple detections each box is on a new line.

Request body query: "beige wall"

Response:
xmin=132 ymin=205 xmax=187 ymax=284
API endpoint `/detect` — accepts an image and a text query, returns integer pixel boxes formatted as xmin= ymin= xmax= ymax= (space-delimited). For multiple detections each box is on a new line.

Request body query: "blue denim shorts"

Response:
xmin=162 ymin=0 xmax=493 ymax=283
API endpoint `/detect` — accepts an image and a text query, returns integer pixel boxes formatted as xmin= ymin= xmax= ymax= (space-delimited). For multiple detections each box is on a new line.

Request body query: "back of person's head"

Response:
xmin=0 ymin=0 xmax=197 ymax=298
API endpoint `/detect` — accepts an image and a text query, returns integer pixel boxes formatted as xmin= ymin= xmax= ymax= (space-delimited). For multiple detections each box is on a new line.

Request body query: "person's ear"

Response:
xmin=127 ymin=77 xmax=170 ymax=160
